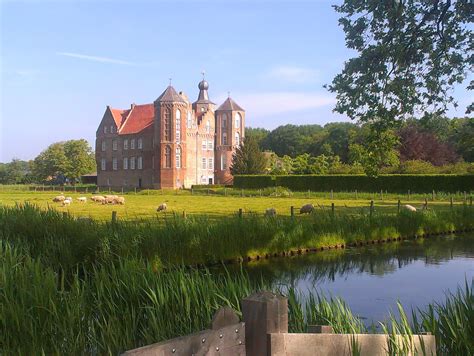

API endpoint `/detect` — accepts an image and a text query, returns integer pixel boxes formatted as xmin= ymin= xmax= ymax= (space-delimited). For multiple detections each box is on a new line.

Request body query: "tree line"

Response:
xmin=0 ymin=139 xmax=96 ymax=185
xmin=235 ymin=116 xmax=473 ymax=176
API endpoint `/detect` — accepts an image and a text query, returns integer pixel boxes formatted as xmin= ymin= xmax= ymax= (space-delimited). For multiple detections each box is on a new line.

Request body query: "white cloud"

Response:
xmin=57 ymin=52 xmax=136 ymax=65
xmin=216 ymin=91 xmax=335 ymax=118
xmin=266 ymin=65 xmax=320 ymax=83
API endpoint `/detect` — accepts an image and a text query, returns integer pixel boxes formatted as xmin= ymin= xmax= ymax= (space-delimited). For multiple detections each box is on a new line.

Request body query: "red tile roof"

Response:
xmin=118 ymin=104 xmax=155 ymax=134
xmin=110 ymin=108 xmax=130 ymax=128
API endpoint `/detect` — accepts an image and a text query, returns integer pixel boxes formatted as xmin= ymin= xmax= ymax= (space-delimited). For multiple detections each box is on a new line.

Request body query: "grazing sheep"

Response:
xmin=77 ymin=197 xmax=87 ymax=203
xmin=66 ymin=197 xmax=73 ymax=201
xmin=114 ymin=197 xmax=125 ymax=205
xmin=102 ymin=196 xmax=116 ymax=205
xmin=403 ymin=204 xmax=417 ymax=212
xmin=104 ymin=195 xmax=118 ymax=200
xmin=265 ymin=208 xmax=277 ymax=217
xmin=157 ymin=203 xmax=167 ymax=212
xmin=53 ymin=195 xmax=65 ymax=202
xmin=62 ymin=199 xmax=71 ymax=207
xmin=300 ymin=203 xmax=314 ymax=214
xmin=91 ymin=195 xmax=105 ymax=202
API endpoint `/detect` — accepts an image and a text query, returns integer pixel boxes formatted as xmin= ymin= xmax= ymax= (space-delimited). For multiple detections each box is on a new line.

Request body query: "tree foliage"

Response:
xmin=230 ymin=136 xmax=267 ymax=175
xmin=32 ymin=140 xmax=95 ymax=183
xmin=328 ymin=0 xmax=473 ymax=127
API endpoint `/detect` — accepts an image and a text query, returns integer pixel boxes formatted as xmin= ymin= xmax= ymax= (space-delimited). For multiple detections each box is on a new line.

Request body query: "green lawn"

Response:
xmin=0 ymin=188 xmax=467 ymax=220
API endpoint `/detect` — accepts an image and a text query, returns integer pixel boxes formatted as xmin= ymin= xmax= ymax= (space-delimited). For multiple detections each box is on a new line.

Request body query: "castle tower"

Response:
xmin=215 ymin=96 xmax=245 ymax=184
xmin=153 ymin=85 xmax=188 ymax=188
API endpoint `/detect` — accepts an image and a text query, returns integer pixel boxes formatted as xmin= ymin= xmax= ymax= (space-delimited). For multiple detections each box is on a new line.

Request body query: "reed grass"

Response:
xmin=1 ymin=241 xmax=473 ymax=355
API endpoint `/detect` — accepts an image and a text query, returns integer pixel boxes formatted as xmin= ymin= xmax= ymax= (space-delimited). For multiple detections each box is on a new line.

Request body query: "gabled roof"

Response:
xmin=119 ymin=104 xmax=155 ymax=134
xmin=216 ymin=97 xmax=244 ymax=111
xmin=109 ymin=108 xmax=130 ymax=127
xmin=155 ymin=85 xmax=186 ymax=103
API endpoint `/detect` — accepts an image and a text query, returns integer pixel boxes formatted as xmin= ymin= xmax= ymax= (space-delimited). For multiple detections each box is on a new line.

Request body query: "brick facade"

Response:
xmin=96 ymin=80 xmax=244 ymax=189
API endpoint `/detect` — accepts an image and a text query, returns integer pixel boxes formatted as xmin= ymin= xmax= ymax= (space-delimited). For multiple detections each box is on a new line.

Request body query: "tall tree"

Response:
xmin=327 ymin=0 xmax=472 ymax=174
xmin=230 ymin=136 xmax=267 ymax=175
xmin=245 ymin=127 xmax=270 ymax=148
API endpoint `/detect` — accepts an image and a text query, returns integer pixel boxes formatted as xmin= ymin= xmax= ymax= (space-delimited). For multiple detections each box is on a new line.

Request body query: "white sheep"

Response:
xmin=104 ymin=195 xmax=118 ymax=200
xmin=53 ymin=195 xmax=65 ymax=202
xmin=66 ymin=197 xmax=73 ymax=201
xmin=157 ymin=203 xmax=167 ymax=212
xmin=102 ymin=196 xmax=116 ymax=205
xmin=62 ymin=199 xmax=71 ymax=207
xmin=92 ymin=196 xmax=106 ymax=203
xmin=77 ymin=197 xmax=87 ymax=203
xmin=265 ymin=208 xmax=277 ymax=217
xmin=300 ymin=203 xmax=314 ymax=214
xmin=114 ymin=197 xmax=125 ymax=205
xmin=403 ymin=204 xmax=417 ymax=212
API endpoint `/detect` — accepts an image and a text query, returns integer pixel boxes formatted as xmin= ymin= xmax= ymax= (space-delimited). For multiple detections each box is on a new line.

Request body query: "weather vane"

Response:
xmin=201 ymin=70 xmax=206 ymax=79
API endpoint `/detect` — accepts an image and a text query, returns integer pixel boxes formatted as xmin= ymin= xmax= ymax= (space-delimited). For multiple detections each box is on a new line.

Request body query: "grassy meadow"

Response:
xmin=0 ymin=185 xmax=471 ymax=220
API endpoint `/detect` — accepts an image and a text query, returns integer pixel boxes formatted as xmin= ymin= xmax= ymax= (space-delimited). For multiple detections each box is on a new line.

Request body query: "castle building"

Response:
xmin=95 ymin=79 xmax=245 ymax=189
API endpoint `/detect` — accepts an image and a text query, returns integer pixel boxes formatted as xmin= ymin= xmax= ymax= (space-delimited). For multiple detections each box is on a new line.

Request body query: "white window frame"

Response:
xmin=176 ymin=109 xmax=181 ymax=143
xmin=103 ymin=126 xmax=108 ymax=134
xmin=221 ymin=154 xmax=227 ymax=170
xmin=222 ymin=114 xmax=227 ymax=128
xmin=235 ymin=113 xmax=241 ymax=128
xmin=137 ymin=138 xmax=143 ymax=149
xmin=110 ymin=125 xmax=114 ymax=133
xmin=223 ymin=132 xmax=227 ymax=145
xmin=112 ymin=139 xmax=117 ymax=151
xmin=207 ymin=140 xmax=213 ymax=150
xmin=124 ymin=139 xmax=129 ymax=150
xmin=138 ymin=156 xmax=143 ymax=170
xmin=130 ymin=157 xmax=136 ymax=170
xmin=123 ymin=157 xmax=128 ymax=170
xmin=101 ymin=141 xmax=106 ymax=151
xmin=202 ymin=140 xmax=207 ymax=150
xmin=101 ymin=158 xmax=106 ymax=171
xmin=112 ymin=157 xmax=117 ymax=170
xmin=131 ymin=139 xmax=135 ymax=149
xmin=235 ymin=132 xmax=240 ymax=146
xmin=202 ymin=158 xmax=207 ymax=170
xmin=176 ymin=147 xmax=181 ymax=169
xmin=208 ymin=157 xmax=213 ymax=170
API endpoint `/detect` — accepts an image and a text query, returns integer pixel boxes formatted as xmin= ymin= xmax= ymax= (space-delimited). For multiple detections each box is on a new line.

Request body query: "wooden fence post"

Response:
xmin=370 ymin=200 xmax=374 ymax=218
xmin=182 ymin=210 xmax=186 ymax=219
xmin=191 ymin=188 xmax=194 ymax=195
xmin=380 ymin=189 xmax=383 ymax=201
xmin=424 ymin=198 xmax=428 ymax=210
xmin=408 ymin=189 xmax=411 ymax=201
xmin=111 ymin=211 xmax=117 ymax=223
xmin=450 ymin=196 xmax=453 ymax=208
xmin=397 ymin=199 xmax=401 ymax=214
xmin=224 ymin=187 xmax=227 ymax=196
xmin=432 ymin=190 xmax=435 ymax=201
xmin=290 ymin=206 xmax=294 ymax=218
xmin=238 ymin=208 xmax=243 ymax=218
xmin=330 ymin=190 xmax=333 ymax=200
xmin=331 ymin=202 xmax=335 ymax=216
xmin=464 ymin=191 xmax=467 ymax=204
xmin=355 ymin=189 xmax=358 ymax=200
xmin=242 ymin=291 xmax=288 ymax=356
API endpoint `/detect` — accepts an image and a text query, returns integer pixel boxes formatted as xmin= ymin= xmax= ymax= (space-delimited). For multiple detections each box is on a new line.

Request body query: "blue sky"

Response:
xmin=0 ymin=0 xmax=471 ymax=162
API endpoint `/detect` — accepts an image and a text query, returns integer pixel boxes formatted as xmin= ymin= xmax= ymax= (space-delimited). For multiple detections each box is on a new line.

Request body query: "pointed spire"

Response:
xmin=217 ymin=97 xmax=244 ymax=111
xmin=156 ymin=84 xmax=186 ymax=103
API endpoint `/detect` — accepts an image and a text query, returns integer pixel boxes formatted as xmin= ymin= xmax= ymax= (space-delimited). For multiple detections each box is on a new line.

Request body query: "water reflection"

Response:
xmin=236 ymin=235 xmax=474 ymax=323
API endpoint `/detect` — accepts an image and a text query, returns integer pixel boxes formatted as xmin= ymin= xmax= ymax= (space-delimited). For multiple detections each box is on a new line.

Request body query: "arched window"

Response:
xmin=176 ymin=146 xmax=182 ymax=168
xmin=235 ymin=132 xmax=240 ymax=146
xmin=187 ymin=111 xmax=192 ymax=128
xmin=206 ymin=120 xmax=211 ymax=133
xmin=235 ymin=112 xmax=241 ymax=129
xmin=164 ymin=145 xmax=171 ymax=168
xmin=164 ymin=109 xmax=171 ymax=141
xmin=223 ymin=132 xmax=227 ymax=145
xmin=222 ymin=113 xmax=227 ymax=128
xmin=176 ymin=109 xmax=181 ymax=143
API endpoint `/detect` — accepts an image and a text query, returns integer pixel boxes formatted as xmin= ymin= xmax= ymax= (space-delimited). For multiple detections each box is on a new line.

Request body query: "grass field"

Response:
xmin=0 ymin=187 xmax=470 ymax=220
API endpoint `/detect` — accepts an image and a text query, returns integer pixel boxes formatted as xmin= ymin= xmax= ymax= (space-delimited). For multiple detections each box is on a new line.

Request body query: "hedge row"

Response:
xmin=233 ymin=175 xmax=474 ymax=193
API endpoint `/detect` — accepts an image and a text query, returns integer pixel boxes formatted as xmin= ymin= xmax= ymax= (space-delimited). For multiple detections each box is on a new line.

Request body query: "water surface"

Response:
xmin=239 ymin=235 xmax=474 ymax=324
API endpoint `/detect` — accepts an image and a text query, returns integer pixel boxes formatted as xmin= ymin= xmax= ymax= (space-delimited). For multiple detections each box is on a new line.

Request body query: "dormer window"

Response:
xmin=103 ymin=126 xmax=108 ymax=134
xmin=110 ymin=125 xmax=114 ymax=133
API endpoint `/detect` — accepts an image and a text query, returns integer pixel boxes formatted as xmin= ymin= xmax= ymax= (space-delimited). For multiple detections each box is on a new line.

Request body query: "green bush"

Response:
xmin=234 ymin=174 xmax=474 ymax=193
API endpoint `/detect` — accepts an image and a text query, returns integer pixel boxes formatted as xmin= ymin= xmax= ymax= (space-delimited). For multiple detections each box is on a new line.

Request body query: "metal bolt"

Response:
xmin=219 ymin=334 xmax=223 ymax=338
xmin=216 ymin=347 xmax=219 ymax=351
xmin=239 ymin=340 xmax=242 ymax=345
xmin=202 ymin=338 xmax=206 ymax=343
xmin=235 ymin=329 xmax=239 ymax=333
xmin=172 ymin=349 xmax=176 ymax=353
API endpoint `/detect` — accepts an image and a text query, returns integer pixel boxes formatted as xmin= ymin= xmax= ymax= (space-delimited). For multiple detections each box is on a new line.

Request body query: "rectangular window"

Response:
xmin=131 ymin=139 xmax=135 ymax=149
xmin=202 ymin=140 xmax=207 ymax=150
xmin=101 ymin=141 xmax=106 ymax=151
xmin=221 ymin=154 xmax=227 ymax=170
xmin=130 ymin=157 xmax=136 ymax=170
xmin=208 ymin=158 xmax=213 ymax=170
xmin=201 ymin=175 xmax=207 ymax=183
xmin=202 ymin=158 xmax=207 ymax=170
xmin=103 ymin=126 xmax=108 ymax=134
xmin=101 ymin=158 xmax=106 ymax=171
xmin=222 ymin=133 xmax=227 ymax=145
xmin=138 ymin=156 xmax=143 ymax=170
xmin=112 ymin=157 xmax=117 ymax=170
xmin=123 ymin=157 xmax=128 ymax=170
xmin=137 ymin=138 xmax=143 ymax=149
xmin=124 ymin=139 xmax=129 ymax=150
xmin=110 ymin=125 xmax=115 ymax=133
xmin=207 ymin=140 xmax=213 ymax=150
xmin=112 ymin=139 xmax=117 ymax=151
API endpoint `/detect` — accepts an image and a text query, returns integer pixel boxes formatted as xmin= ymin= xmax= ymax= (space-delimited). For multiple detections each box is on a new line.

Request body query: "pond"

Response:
xmin=240 ymin=234 xmax=474 ymax=325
